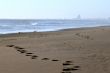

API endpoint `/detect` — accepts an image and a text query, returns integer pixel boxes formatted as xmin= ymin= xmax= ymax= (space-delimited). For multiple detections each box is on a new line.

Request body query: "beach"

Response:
xmin=0 ymin=26 xmax=110 ymax=73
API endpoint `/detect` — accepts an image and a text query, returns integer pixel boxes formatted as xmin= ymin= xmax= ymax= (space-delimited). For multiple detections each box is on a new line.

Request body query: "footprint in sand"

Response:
xmin=25 ymin=53 xmax=33 ymax=56
xmin=6 ymin=45 xmax=15 ymax=47
xmin=62 ymin=60 xmax=80 ymax=73
xmin=14 ymin=46 xmax=25 ymax=50
xmin=26 ymin=53 xmax=33 ymax=54
xmin=63 ymin=67 xmax=79 ymax=71
xmin=62 ymin=62 xmax=73 ymax=66
xmin=17 ymin=49 xmax=27 ymax=53
xmin=51 ymin=59 xmax=59 ymax=61
xmin=41 ymin=58 xmax=49 ymax=60
xmin=31 ymin=55 xmax=38 ymax=59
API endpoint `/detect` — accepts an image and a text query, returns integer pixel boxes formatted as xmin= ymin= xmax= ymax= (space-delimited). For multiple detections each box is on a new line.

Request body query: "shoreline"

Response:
xmin=0 ymin=25 xmax=110 ymax=35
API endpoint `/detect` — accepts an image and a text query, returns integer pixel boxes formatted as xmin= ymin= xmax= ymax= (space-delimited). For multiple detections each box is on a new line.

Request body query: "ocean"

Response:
xmin=0 ymin=19 xmax=110 ymax=34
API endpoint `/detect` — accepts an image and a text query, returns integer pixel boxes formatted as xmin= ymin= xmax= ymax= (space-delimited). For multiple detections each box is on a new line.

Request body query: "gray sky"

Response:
xmin=0 ymin=0 xmax=110 ymax=19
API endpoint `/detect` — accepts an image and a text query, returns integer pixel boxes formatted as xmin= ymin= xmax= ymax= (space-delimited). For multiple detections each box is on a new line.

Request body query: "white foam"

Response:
xmin=31 ymin=22 xmax=38 ymax=26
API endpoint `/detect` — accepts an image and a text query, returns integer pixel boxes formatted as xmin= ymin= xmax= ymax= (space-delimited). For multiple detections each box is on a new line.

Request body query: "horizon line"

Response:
xmin=0 ymin=18 xmax=109 ymax=20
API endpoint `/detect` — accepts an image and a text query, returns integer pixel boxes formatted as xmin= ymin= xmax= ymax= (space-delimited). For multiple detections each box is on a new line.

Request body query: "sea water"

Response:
xmin=0 ymin=19 xmax=110 ymax=34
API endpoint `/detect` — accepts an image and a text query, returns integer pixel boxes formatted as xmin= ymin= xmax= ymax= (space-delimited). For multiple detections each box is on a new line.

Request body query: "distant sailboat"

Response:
xmin=77 ymin=14 xmax=81 ymax=20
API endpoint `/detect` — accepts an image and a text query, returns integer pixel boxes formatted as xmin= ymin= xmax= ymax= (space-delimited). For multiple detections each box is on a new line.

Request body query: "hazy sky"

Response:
xmin=0 ymin=0 xmax=110 ymax=19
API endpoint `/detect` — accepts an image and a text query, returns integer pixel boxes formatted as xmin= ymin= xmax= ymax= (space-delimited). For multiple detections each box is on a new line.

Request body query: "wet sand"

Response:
xmin=0 ymin=26 xmax=110 ymax=73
